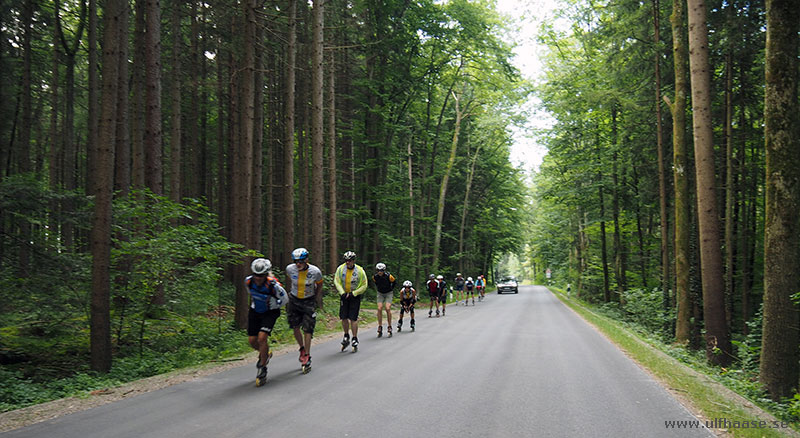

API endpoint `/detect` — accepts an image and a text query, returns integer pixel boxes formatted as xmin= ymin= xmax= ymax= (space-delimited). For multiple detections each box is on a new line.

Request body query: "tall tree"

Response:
xmin=310 ymin=0 xmax=324 ymax=267
xmin=653 ymin=0 xmax=670 ymax=316
xmin=686 ymin=0 xmax=732 ymax=365
xmin=283 ymin=0 xmax=297 ymax=264
xmin=327 ymin=49 xmax=338 ymax=273
xmin=90 ymin=0 xmax=122 ymax=373
xmin=759 ymin=0 xmax=800 ymax=401
xmin=169 ymin=0 xmax=182 ymax=203
xmin=145 ymin=0 xmax=163 ymax=194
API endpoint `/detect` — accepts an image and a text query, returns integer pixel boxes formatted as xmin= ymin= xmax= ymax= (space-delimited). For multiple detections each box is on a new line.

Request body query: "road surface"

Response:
xmin=2 ymin=285 xmax=712 ymax=437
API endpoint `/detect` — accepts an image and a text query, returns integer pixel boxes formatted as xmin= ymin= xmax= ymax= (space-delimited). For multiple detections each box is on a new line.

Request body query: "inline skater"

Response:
xmin=454 ymin=273 xmax=465 ymax=305
xmin=397 ymin=281 xmax=417 ymax=332
xmin=426 ymin=274 xmax=440 ymax=317
xmin=436 ymin=275 xmax=448 ymax=316
xmin=334 ymin=251 xmax=368 ymax=351
xmin=246 ymin=258 xmax=287 ymax=386
xmin=372 ymin=263 xmax=396 ymax=338
xmin=285 ymin=248 xmax=324 ymax=374
xmin=464 ymin=276 xmax=475 ymax=306
xmin=476 ymin=275 xmax=486 ymax=301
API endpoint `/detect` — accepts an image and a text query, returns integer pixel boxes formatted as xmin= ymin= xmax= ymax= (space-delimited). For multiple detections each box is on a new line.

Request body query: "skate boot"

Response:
xmin=301 ymin=352 xmax=311 ymax=374
xmin=255 ymin=364 xmax=268 ymax=387
xmin=428 ymin=310 xmax=433 ymax=318
xmin=397 ymin=318 xmax=403 ymax=332
xmin=351 ymin=337 xmax=359 ymax=352
xmin=442 ymin=308 xmax=445 ymax=316
xmin=387 ymin=326 xmax=393 ymax=338
xmin=410 ymin=319 xmax=416 ymax=332
xmin=341 ymin=334 xmax=350 ymax=351
xmin=298 ymin=346 xmax=306 ymax=362
xmin=377 ymin=326 xmax=383 ymax=338
xmin=435 ymin=309 xmax=440 ymax=317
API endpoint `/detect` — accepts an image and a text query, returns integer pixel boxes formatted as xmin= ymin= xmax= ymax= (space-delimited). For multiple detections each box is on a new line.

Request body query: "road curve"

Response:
xmin=2 ymin=285 xmax=712 ymax=438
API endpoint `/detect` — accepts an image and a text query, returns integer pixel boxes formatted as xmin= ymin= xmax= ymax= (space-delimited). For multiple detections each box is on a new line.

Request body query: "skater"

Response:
xmin=285 ymin=248 xmax=324 ymax=373
xmin=436 ymin=275 xmax=448 ymax=316
xmin=397 ymin=280 xmax=417 ymax=332
xmin=465 ymin=276 xmax=475 ymax=305
xmin=426 ymin=274 xmax=440 ymax=317
xmin=334 ymin=251 xmax=368 ymax=351
xmin=454 ymin=273 xmax=465 ymax=305
xmin=246 ymin=258 xmax=287 ymax=386
xmin=476 ymin=275 xmax=486 ymax=301
xmin=372 ymin=263 xmax=396 ymax=338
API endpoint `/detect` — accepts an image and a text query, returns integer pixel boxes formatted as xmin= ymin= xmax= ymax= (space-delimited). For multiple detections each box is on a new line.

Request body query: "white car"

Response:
xmin=497 ymin=277 xmax=518 ymax=294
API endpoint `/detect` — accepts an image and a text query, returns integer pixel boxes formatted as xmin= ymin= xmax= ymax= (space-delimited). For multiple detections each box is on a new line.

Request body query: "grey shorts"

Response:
xmin=377 ymin=292 xmax=393 ymax=304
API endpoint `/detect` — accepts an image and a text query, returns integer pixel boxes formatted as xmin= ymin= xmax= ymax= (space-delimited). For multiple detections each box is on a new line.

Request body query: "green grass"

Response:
xmin=549 ymin=287 xmax=798 ymax=438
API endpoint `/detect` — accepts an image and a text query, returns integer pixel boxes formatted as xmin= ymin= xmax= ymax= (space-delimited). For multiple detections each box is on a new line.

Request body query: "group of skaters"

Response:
xmin=244 ymin=248 xmax=487 ymax=386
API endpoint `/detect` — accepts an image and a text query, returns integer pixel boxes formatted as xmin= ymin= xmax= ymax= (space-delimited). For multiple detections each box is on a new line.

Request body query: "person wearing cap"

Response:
xmin=436 ymin=274 xmax=448 ymax=316
xmin=246 ymin=258 xmax=287 ymax=386
xmin=285 ymin=248 xmax=324 ymax=372
xmin=334 ymin=251 xmax=368 ymax=351
xmin=475 ymin=274 xmax=486 ymax=301
xmin=426 ymin=274 xmax=440 ymax=317
xmin=464 ymin=276 xmax=475 ymax=306
xmin=372 ymin=262 xmax=396 ymax=338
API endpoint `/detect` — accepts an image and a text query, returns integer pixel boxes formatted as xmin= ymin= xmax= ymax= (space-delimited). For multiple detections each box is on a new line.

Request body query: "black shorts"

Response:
xmin=247 ymin=308 xmax=281 ymax=336
xmin=400 ymin=299 xmax=415 ymax=312
xmin=466 ymin=287 xmax=474 ymax=294
xmin=339 ymin=294 xmax=362 ymax=321
xmin=287 ymin=296 xmax=317 ymax=334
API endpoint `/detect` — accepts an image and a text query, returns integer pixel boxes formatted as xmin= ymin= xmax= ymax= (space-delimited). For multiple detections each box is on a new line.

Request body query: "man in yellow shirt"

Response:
xmin=334 ymin=251 xmax=367 ymax=351
xmin=285 ymin=247 xmax=324 ymax=373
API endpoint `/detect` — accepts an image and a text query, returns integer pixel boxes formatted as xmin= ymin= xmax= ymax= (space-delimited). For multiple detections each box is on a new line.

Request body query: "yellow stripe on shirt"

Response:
xmin=298 ymin=270 xmax=308 ymax=299
xmin=345 ymin=269 xmax=353 ymax=293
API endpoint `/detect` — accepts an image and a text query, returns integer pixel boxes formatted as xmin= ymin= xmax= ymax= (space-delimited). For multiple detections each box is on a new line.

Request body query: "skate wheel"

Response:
xmin=256 ymin=377 xmax=265 ymax=387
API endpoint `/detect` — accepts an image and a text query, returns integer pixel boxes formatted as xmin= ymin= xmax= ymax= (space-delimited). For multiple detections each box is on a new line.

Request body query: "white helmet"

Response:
xmin=251 ymin=258 xmax=271 ymax=274
xmin=403 ymin=280 xmax=412 ymax=287
xmin=467 ymin=276 xmax=473 ymax=281
xmin=343 ymin=251 xmax=356 ymax=261
xmin=291 ymin=247 xmax=309 ymax=261
xmin=436 ymin=275 xmax=443 ymax=280
xmin=457 ymin=273 xmax=462 ymax=277
xmin=376 ymin=262 xmax=386 ymax=271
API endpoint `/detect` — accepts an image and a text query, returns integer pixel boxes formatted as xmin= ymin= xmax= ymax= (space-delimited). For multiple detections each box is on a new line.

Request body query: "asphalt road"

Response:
xmin=2 ymin=285 xmax=713 ymax=438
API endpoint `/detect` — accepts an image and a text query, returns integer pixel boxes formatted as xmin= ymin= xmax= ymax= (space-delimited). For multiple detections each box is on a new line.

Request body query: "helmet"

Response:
xmin=251 ymin=258 xmax=271 ymax=274
xmin=291 ymin=247 xmax=309 ymax=261
xmin=467 ymin=276 xmax=473 ymax=281
xmin=403 ymin=280 xmax=412 ymax=287
xmin=457 ymin=273 xmax=462 ymax=277
xmin=376 ymin=262 xmax=386 ymax=271
xmin=429 ymin=274 xmax=435 ymax=279
xmin=343 ymin=251 xmax=356 ymax=261
xmin=436 ymin=275 xmax=443 ymax=280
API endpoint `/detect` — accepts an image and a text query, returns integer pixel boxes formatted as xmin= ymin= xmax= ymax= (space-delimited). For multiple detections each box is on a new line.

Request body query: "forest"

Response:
xmin=1 ymin=0 xmax=528 ymax=410
xmin=1 ymin=0 xmax=799 ymax=425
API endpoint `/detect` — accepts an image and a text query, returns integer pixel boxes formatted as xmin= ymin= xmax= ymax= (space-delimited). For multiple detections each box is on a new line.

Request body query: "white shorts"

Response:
xmin=377 ymin=292 xmax=393 ymax=304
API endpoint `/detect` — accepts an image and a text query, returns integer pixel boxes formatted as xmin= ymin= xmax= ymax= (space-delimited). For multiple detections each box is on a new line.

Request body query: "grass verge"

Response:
xmin=549 ymin=287 xmax=798 ymax=438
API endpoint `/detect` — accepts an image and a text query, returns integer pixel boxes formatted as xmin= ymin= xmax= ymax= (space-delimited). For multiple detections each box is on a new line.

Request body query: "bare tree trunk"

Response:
xmin=666 ymin=0 xmax=691 ymax=344
xmin=654 ymin=0 xmax=670 ymax=316
xmin=114 ymin=0 xmax=130 ymax=197
xmin=17 ymin=0 xmax=34 ymax=275
xmin=686 ymin=0 xmax=731 ymax=366
xmin=131 ymin=0 xmax=146 ymax=189
xmin=91 ymin=0 xmax=122 ymax=373
xmin=760 ymin=0 xmax=800 ymax=401
xmin=458 ymin=143 xmax=481 ymax=274
xmin=283 ymin=0 xmax=297 ymax=263
xmin=169 ymin=0 xmax=182 ymax=203
xmin=327 ymin=49 xmax=338 ymax=273
xmin=407 ymin=137 xmax=416 ymax=281
xmin=311 ymin=0 xmax=325 ymax=267
xmin=145 ymin=0 xmax=163 ymax=194
xmin=252 ymin=19 xmax=264 ymax=251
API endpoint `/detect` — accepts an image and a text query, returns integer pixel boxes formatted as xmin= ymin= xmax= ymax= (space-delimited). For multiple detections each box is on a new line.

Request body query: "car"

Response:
xmin=497 ymin=276 xmax=518 ymax=294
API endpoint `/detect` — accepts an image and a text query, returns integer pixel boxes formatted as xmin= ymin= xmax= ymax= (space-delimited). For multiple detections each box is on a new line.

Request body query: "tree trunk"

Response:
xmin=459 ymin=142 xmax=481 ymax=273
xmin=667 ymin=0 xmax=691 ymax=344
xmin=686 ymin=0 xmax=732 ymax=365
xmin=654 ymin=0 xmax=670 ymax=315
xmin=252 ymin=19 xmax=264 ymax=251
xmin=283 ymin=0 xmax=297 ymax=264
xmin=131 ymin=0 xmax=146 ymax=189
xmin=169 ymin=0 xmax=182 ymax=203
xmin=114 ymin=0 xmax=130 ymax=197
xmin=311 ymin=0 xmax=325 ymax=268
xmin=327 ymin=49 xmax=338 ymax=273
xmin=145 ymin=0 xmax=163 ymax=194
xmin=759 ymin=0 xmax=800 ymax=401
xmin=91 ymin=0 xmax=122 ymax=373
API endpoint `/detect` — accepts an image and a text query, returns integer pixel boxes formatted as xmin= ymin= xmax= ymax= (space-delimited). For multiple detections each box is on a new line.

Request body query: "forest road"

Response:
xmin=2 ymin=285 xmax=713 ymax=438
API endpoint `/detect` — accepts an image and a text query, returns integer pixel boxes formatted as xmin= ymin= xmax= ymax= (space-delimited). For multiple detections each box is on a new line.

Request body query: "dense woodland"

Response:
xmin=526 ymin=0 xmax=799 ymax=404
xmin=1 ymin=0 xmax=799 ymax=417
xmin=0 ymin=0 xmax=527 ymax=392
